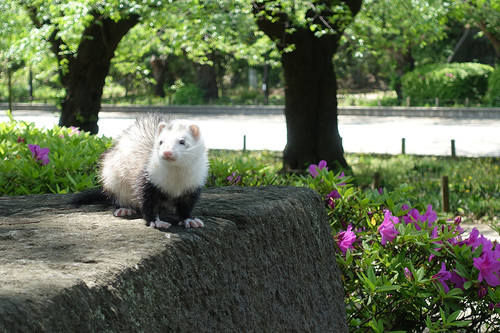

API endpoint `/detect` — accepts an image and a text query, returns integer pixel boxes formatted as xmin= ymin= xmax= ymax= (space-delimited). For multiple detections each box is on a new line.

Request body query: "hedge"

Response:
xmin=401 ymin=63 xmax=494 ymax=102
xmin=486 ymin=66 xmax=500 ymax=105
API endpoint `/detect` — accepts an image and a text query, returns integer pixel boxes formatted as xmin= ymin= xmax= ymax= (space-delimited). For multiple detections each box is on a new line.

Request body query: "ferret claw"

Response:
xmin=150 ymin=220 xmax=172 ymax=229
xmin=114 ymin=208 xmax=137 ymax=217
xmin=179 ymin=218 xmax=204 ymax=229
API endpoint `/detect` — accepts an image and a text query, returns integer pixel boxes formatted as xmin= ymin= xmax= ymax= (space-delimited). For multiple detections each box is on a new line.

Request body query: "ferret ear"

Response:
xmin=189 ymin=124 xmax=201 ymax=140
xmin=158 ymin=122 xmax=169 ymax=134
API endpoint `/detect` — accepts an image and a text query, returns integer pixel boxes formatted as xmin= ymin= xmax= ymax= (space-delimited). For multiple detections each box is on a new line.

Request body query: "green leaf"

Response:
xmin=463 ymin=281 xmax=473 ymax=290
xmin=375 ymin=285 xmax=401 ymax=293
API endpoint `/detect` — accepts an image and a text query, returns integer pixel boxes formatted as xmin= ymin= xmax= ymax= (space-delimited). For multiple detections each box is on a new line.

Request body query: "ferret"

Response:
xmin=72 ymin=113 xmax=208 ymax=229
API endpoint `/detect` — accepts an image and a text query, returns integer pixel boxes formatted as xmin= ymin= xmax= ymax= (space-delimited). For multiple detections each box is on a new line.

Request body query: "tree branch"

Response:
xmin=251 ymin=1 xmax=289 ymax=49
xmin=477 ymin=20 xmax=500 ymax=59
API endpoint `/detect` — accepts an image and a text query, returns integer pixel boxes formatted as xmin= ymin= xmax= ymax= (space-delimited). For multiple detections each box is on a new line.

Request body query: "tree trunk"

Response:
xmin=57 ymin=13 xmax=139 ymax=133
xmin=253 ymin=1 xmax=362 ymax=171
xmin=195 ymin=53 xmax=219 ymax=103
xmin=281 ymin=30 xmax=348 ymax=171
xmin=150 ymin=55 xmax=168 ymax=98
xmin=477 ymin=21 xmax=500 ymax=63
xmin=392 ymin=50 xmax=415 ymax=100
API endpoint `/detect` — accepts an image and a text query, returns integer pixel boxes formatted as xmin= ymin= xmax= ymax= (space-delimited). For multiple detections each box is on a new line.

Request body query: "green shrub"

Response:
xmin=171 ymin=83 xmax=205 ymax=105
xmin=486 ymin=67 xmax=500 ymax=106
xmin=401 ymin=63 xmax=494 ymax=102
xmin=296 ymin=162 xmax=500 ymax=331
xmin=208 ymin=150 xmax=294 ymax=187
xmin=0 ymin=112 xmax=112 ymax=195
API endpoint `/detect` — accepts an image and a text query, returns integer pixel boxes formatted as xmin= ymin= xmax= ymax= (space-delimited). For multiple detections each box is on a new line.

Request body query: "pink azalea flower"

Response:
xmin=432 ymin=262 xmax=452 ymax=293
xmin=466 ymin=228 xmax=481 ymax=248
xmin=466 ymin=228 xmax=494 ymax=252
xmin=404 ymin=267 xmax=413 ymax=281
xmin=423 ymin=204 xmax=437 ymax=226
xmin=378 ymin=210 xmax=399 ymax=245
xmin=326 ymin=190 xmax=341 ymax=209
xmin=337 ymin=171 xmax=346 ymax=186
xmin=28 ymin=144 xmax=50 ymax=166
xmin=69 ymin=126 xmax=81 ymax=135
xmin=336 ymin=225 xmax=356 ymax=255
xmin=478 ymin=284 xmax=488 ymax=299
xmin=227 ymin=172 xmax=241 ymax=185
xmin=488 ymin=303 xmax=500 ymax=311
xmin=403 ymin=205 xmax=437 ymax=231
xmin=473 ymin=251 xmax=500 ymax=287
xmin=308 ymin=160 xmax=328 ymax=178
xmin=449 ymin=270 xmax=467 ymax=290
xmin=403 ymin=208 xmax=422 ymax=229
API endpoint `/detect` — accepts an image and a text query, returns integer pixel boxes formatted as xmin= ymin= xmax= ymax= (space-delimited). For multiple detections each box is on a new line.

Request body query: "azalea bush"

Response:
xmin=297 ymin=161 xmax=500 ymax=332
xmin=0 ymin=113 xmax=112 ymax=195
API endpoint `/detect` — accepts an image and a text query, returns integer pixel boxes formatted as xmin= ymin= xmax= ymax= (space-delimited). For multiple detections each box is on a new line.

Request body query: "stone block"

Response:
xmin=0 ymin=186 xmax=347 ymax=332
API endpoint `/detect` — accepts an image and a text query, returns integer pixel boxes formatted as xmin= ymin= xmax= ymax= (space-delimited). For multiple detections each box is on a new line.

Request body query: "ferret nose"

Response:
xmin=163 ymin=151 xmax=175 ymax=160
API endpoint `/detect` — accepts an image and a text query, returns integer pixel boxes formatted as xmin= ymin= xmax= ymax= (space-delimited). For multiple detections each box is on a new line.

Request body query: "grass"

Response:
xmin=208 ymin=150 xmax=500 ymax=225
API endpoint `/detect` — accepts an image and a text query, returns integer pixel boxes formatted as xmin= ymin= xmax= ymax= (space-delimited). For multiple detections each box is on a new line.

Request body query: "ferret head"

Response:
xmin=154 ymin=120 xmax=206 ymax=165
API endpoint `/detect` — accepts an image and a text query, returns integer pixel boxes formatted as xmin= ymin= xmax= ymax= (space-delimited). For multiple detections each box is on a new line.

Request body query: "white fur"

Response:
xmin=101 ymin=117 xmax=156 ymax=209
xmin=100 ymin=115 xmax=208 ymax=228
xmin=147 ymin=120 xmax=208 ymax=198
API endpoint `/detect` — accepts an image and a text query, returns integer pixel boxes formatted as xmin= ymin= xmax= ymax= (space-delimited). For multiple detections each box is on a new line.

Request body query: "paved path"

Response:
xmin=2 ymin=110 xmax=499 ymax=157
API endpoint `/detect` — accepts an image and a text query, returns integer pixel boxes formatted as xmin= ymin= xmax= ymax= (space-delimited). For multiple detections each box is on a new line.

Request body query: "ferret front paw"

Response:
xmin=149 ymin=220 xmax=172 ymax=229
xmin=114 ymin=208 xmax=137 ymax=217
xmin=179 ymin=218 xmax=204 ymax=229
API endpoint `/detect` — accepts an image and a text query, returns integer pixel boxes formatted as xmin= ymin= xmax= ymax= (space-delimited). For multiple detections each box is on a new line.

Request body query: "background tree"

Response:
xmin=19 ymin=1 xmax=146 ymax=133
xmin=153 ymin=0 xmax=274 ymax=103
xmin=451 ymin=0 xmax=500 ymax=63
xmin=346 ymin=0 xmax=449 ymax=99
xmin=0 ymin=1 xmax=32 ymax=109
xmin=253 ymin=0 xmax=362 ymax=171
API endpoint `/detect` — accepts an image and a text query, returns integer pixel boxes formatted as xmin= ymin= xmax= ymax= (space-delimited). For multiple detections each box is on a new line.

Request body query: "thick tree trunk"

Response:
xmin=253 ymin=1 xmax=361 ymax=171
xmin=150 ymin=55 xmax=168 ymax=98
xmin=281 ymin=30 xmax=348 ymax=171
xmin=195 ymin=53 xmax=219 ymax=102
xmin=58 ymin=13 xmax=139 ymax=133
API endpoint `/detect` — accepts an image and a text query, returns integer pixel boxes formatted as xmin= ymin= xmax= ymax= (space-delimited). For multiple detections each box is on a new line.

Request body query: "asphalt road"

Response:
xmin=2 ymin=110 xmax=499 ymax=157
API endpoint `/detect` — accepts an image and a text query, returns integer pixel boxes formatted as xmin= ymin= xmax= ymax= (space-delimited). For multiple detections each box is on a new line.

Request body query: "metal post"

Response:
xmin=372 ymin=172 xmax=381 ymax=190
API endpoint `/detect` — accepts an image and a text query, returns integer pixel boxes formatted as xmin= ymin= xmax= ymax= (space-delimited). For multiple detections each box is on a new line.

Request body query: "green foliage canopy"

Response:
xmin=0 ymin=1 xmax=32 ymax=68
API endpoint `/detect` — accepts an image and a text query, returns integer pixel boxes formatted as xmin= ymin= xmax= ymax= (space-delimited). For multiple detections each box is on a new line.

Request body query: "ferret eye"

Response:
xmin=159 ymin=140 xmax=163 ymax=146
xmin=179 ymin=139 xmax=186 ymax=145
